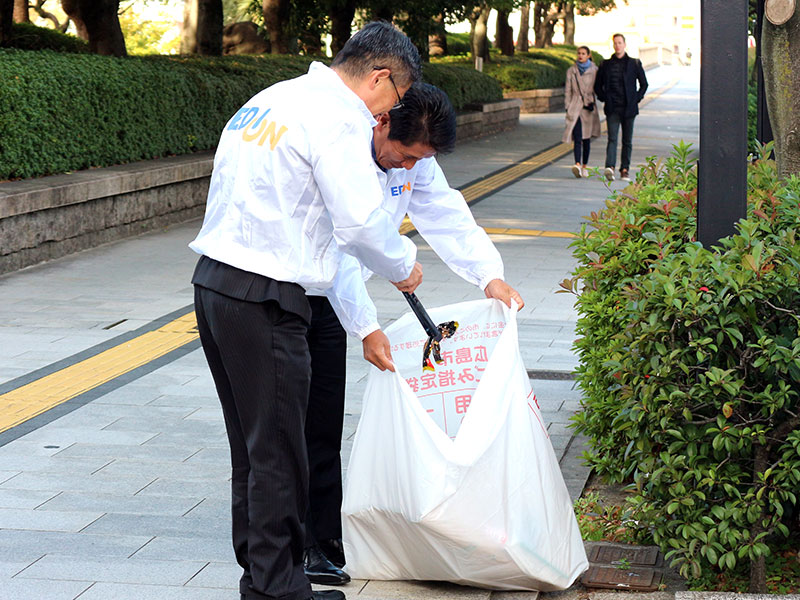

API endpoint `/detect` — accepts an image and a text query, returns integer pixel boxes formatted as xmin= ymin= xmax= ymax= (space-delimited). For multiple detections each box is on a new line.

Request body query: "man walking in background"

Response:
xmin=594 ymin=33 xmax=648 ymax=182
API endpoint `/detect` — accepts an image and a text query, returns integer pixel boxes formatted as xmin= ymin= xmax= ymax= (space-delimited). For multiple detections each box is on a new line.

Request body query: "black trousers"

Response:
xmin=572 ymin=117 xmax=591 ymax=165
xmin=304 ymin=296 xmax=348 ymax=547
xmin=194 ymin=284 xmax=313 ymax=600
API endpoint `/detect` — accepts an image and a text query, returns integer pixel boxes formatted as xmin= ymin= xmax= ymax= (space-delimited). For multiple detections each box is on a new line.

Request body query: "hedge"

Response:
xmin=0 ymin=49 xmax=502 ymax=181
xmin=434 ymin=45 xmax=605 ymax=92
xmin=565 ymin=142 xmax=800 ymax=588
xmin=5 ymin=22 xmax=89 ymax=53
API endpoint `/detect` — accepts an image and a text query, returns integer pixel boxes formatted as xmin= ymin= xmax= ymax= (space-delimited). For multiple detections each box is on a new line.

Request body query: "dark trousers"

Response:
xmin=605 ymin=111 xmax=636 ymax=170
xmin=304 ymin=296 xmax=347 ymax=547
xmin=572 ymin=118 xmax=591 ymax=165
xmin=194 ymin=285 xmax=313 ymax=600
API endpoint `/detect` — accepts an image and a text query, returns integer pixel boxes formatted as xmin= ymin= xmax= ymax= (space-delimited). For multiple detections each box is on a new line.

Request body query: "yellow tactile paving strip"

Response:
xmin=0 ymin=77 xmax=679 ymax=435
xmin=0 ymin=312 xmax=199 ymax=434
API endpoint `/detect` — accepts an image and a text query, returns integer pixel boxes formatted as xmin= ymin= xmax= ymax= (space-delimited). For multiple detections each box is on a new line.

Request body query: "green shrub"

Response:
xmin=567 ymin=143 xmax=800 ymax=587
xmin=445 ymin=31 xmax=471 ymax=56
xmin=422 ymin=62 xmax=503 ymax=108
xmin=0 ymin=49 xmax=501 ymax=180
xmin=6 ymin=22 xmax=89 ymax=53
xmin=433 ymin=44 xmax=605 ymax=92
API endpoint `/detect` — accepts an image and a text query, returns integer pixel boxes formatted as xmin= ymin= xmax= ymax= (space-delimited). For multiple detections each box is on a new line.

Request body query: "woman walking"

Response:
xmin=563 ymin=46 xmax=601 ymax=178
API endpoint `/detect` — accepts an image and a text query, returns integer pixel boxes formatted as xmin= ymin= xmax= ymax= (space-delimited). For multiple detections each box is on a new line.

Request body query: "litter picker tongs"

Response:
xmin=402 ymin=291 xmax=459 ymax=371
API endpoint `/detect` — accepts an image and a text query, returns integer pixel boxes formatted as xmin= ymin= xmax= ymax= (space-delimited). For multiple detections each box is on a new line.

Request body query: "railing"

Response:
xmin=639 ymin=45 xmax=674 ymax=69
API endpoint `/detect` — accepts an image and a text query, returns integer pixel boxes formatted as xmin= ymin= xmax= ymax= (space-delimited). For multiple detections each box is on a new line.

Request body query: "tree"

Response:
xmin=532 ymin=1 xmax=562 ymax=47
xmin=0 ymin=0 xmax=12 ymax=45
xmin=262 ymin=0 xmax=289 ymax=52
xmin=181 ymin=0 xmax=223 ymax=54
xmin=563 ymin=0 xmax=574 ymax=44
xmin=494 ymin=8 xmax=514 ymax=55
xmin=762 ymin=2 xmax=800 ymax=178
xmin=515 ymin=1 xmax=529 ymax=51
xmin=61 ymin=0 xmax=127 ymax=55
xmin=328 ymin=0 xmax=355 ymax=56
xmin=13 ymin=0 xmax=28 ymax=22
xmin=428 ymin=12 xmax=447 ymax=56
xmin=468 ymin=1 xmax=491 ymax=62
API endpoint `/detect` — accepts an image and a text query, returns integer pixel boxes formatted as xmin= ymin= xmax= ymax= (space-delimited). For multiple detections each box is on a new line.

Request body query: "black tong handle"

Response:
xmin=402 ymin=292 xmax=442 ymax=341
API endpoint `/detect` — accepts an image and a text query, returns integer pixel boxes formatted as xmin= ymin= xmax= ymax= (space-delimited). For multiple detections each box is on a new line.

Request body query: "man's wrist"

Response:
xmin=358 ymin=323 xmax=381 ymax=341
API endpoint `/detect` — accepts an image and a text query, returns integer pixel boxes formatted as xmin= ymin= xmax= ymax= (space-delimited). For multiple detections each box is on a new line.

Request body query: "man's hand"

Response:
xmin=362 ymin=329 xmax=395 ymax=372
xmin=392 ymin=261 xmax=422 ymax=293
xmin=484 ymin=279 xmax=525 ymax=310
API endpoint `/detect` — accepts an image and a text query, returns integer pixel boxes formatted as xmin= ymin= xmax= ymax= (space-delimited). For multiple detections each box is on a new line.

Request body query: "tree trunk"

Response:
xmin=532 ymin=1 xmax=562 ymax=48
xmin=0 ymin=0 xmax=12 ymax=46
xmin=428 ymin=13 xmax=447 ymax=57
xmin=469 ymin=2 xmax=491 ymax=64
xmin=13 ymin=0 xmax=27 ymax=22
xmin=62 ymin=0 xmax=126 ymax=56
xmin=329 ymin=0 xmax=355 ymax=57
xmin=182 ymin=0 xmax=222 ymax=55
xmin=516 ymin=2 xmax=529 ymax=52
xmin=564 ymin=1 xmax=575 ymax=45
xmin=495 ymin=9 xmax=514 ymax=55
xmin=762 ymin=6 xmax=800 ymax=177
xmin=263 ymin=0 xmax=290 ymax=53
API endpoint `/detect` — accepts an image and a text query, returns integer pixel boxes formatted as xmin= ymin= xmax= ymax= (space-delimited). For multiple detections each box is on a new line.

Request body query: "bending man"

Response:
xmin=302 ymin=83 xmax=524 ymax=583
xmin=190 ymin=22 xmax=423 ymax=600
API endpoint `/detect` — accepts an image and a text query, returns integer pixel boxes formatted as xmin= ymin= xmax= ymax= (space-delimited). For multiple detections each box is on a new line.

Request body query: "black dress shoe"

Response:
xmin=310 ymin=591 xmax=345 ymax=600
xmin=317 ymin=538 xmax=346 ymax=568
xmin=304 ymin=544 xmax=351 ymax=585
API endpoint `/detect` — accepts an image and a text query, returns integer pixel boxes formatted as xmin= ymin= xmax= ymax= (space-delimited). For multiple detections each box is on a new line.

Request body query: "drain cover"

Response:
xmin=581 ymin=565 xmax=661 ymax=591
xmin=588 ymin=544 xmax=662 ymax=567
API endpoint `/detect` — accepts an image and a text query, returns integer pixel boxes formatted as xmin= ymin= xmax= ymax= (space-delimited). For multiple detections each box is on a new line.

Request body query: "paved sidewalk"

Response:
xmin=0 ymin=65 xmax=699 ymax=599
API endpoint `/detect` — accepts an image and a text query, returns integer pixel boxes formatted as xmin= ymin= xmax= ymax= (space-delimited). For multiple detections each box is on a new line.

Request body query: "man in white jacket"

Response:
xmin=302 ymin=83 xmax=524 ymax=581
xmin=190 ymin=23 xmax=423 ymax=600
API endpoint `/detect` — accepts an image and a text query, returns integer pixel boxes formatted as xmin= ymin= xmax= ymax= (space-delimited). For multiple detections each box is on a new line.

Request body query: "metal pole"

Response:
xmin=697 ymin=0 xmax=749 ymax=246
xmin=755 ymin=0 xmax=774 ymax=145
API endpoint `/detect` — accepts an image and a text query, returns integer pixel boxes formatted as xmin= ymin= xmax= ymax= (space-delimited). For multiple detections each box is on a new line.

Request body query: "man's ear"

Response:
xmin=370 ymin=67 xmax=391 ymax=91
xmin=376 ymin=112 xmax=391 ymax=129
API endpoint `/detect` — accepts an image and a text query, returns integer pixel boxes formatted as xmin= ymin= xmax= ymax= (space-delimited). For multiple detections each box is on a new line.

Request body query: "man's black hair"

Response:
xmin=331 ymin=21 xmax=421 ymax=88
xmin=387 ymin=83 xmax=456 ymax=154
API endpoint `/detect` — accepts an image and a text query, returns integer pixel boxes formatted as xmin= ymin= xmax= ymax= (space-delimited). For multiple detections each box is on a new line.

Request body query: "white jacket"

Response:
xmin=190 ymin=62 xmax=417 ymax=289
xmin=319 ymin=156 xmax=504 ymax=339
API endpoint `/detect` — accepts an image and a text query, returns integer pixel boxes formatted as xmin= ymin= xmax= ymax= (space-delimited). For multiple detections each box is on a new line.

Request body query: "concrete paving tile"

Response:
xmin=0 ymin=507 xmax=103 ymax=532
xmin=82 ymin=513 xmax=229 ymax=540
xmin=0 ymin=454 xmax=113 ymax=475
xmin=76 ymin=581 xmax=234 ymax=600
xmin=0 ymin=529 xmax=152 ymax=559
xmin=360 ymin=579 xmax=491 ymax=599
xmin=490 ymin=592 xmax=540 ymax=600
xmin=182 ymin=447 xmax=230 ymax=465
xmin=16 ymin=426 xmax=158 ymax=447
xmin=96 ymin=459 xmax=230 ymax=482
xmin=183 ymin=561 xmax=241 ymax=589
xmin=134 ymin=478 xmax=228 ymax=499
xmin=0 ymin=471 xmax=156 ymax=495
xmin=0 ymin=557 xmax=43 ymax=578
xmin=37 ymin=491 xmax=203 ymax=517
xmin=54 ymin=443 xmax=202 ymax=463
xmin=181 ymin=496 xmax=227 ymax=519
xmin=0 ymin=471 xmax=22 ymax=484
xmin=92 ymin=386 xmax=163 ymax=406
xmin=183 ymin=407 xmax=224 ymax=421
xmin=0 ymin=577 xmax=93 ymax=600
xmin=132 ymin=535 xmax=234 ymax=562
xmin=0 ymin=488 xmax=58 ymax=510
xmin=15 ymin=555 xmax=207 ymax=585
xmin=547 ymin=423 xmax=574 ymax=438
xmin=149 ymin=394 xmax=220 ymax=408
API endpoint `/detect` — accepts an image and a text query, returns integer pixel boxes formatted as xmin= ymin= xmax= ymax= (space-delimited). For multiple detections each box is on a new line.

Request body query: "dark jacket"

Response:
xmin=594 ymin=54 xmax=648 ymax=118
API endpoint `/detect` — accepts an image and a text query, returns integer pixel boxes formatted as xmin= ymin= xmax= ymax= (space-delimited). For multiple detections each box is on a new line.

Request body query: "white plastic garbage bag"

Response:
xmin=342 ymin=298 xmax=588 ymax=591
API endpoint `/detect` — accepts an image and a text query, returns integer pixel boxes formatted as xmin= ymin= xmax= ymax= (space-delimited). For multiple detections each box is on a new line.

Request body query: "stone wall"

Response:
xmin=0 ymin=155 xmax=213 ymax=275
xmin=456 ymin=98 xmax=522 ymax=141
xmin=503 ymin=88 xmax=565 ymax=114
xmin=0 ymin=100 xmax=520 ymax=275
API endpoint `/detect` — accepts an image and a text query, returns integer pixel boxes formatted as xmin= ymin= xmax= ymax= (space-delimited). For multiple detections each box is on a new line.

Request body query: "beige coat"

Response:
xmin=562 ymin=63 xmax=601 ymax=143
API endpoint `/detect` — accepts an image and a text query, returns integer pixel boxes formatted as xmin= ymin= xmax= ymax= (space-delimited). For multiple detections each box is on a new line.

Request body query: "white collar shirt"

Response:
xmin=320 ymin=156 xmax=505 ymax=339
xmin=189 ymin=62 xmax=416 ymax=290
